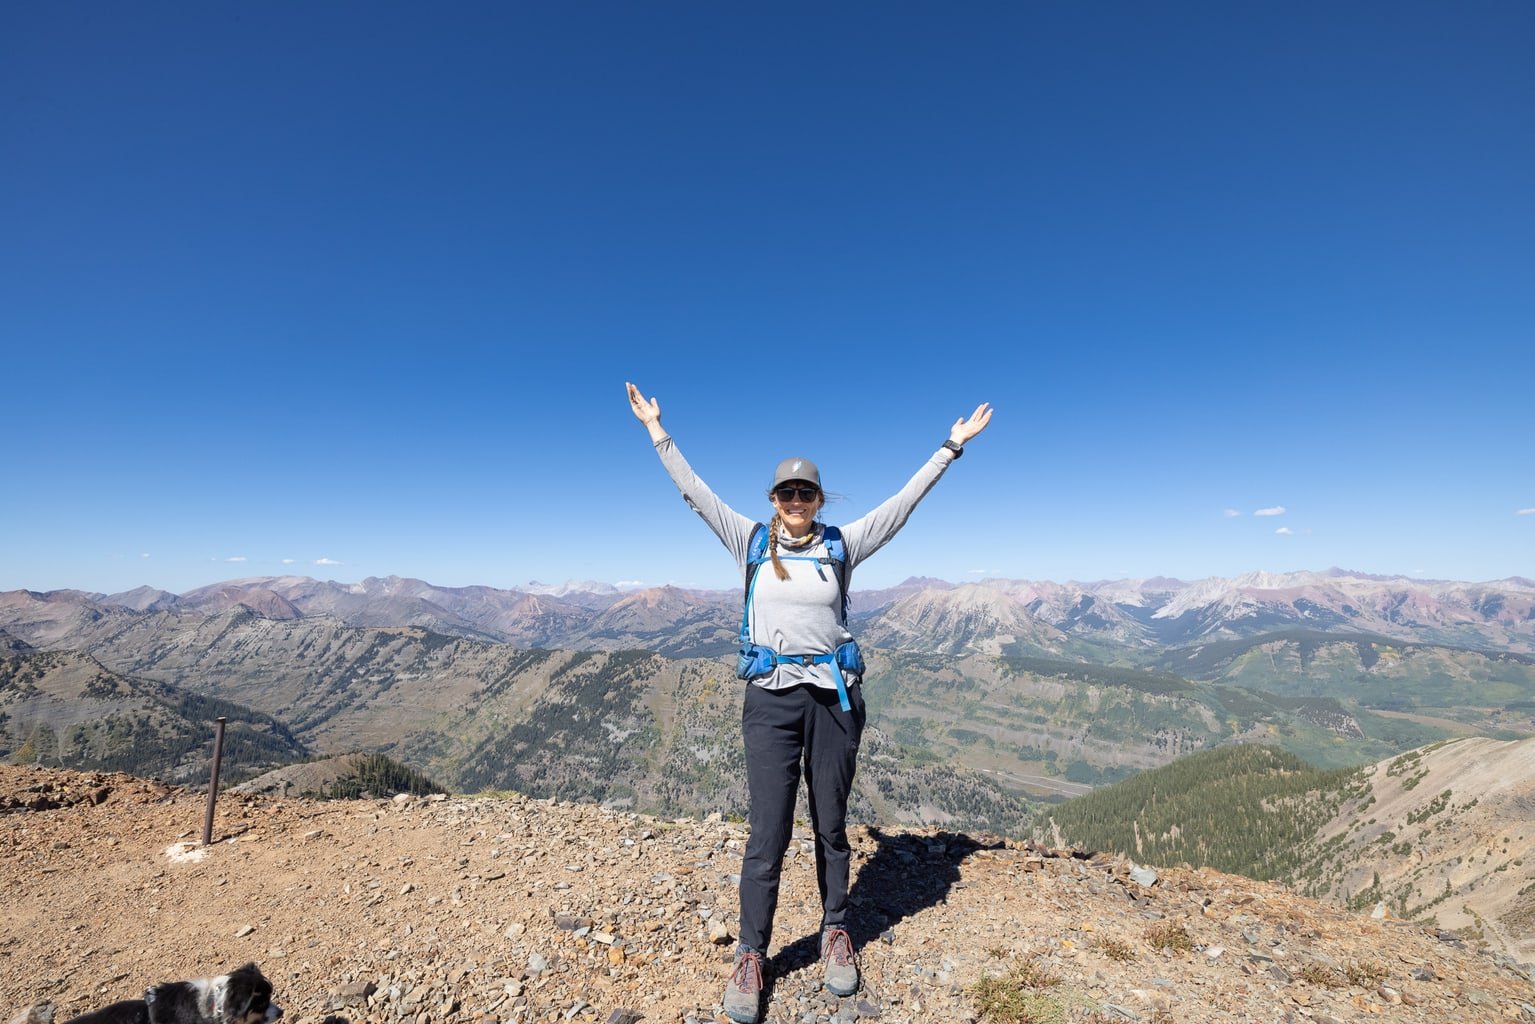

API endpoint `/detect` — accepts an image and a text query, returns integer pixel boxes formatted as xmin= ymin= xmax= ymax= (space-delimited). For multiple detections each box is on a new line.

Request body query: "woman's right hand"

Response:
xmin=626 ymin=382 xmax=665 ymax=437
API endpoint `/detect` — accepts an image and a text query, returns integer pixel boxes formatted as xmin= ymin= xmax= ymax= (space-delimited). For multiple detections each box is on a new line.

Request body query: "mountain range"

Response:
xmin=8 ymin=567 xmax=1533 ymax=656
xmin=4 ymin=567 xmax=1532 ymax=805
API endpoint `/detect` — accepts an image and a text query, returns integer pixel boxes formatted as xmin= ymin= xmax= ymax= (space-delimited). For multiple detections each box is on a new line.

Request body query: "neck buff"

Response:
xmin=777 ymin=521 xmax=821 ymax=549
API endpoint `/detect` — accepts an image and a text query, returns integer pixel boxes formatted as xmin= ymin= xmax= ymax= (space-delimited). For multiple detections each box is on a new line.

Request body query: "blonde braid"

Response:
xmin=768 ymin=512 xmax=791 ymax=581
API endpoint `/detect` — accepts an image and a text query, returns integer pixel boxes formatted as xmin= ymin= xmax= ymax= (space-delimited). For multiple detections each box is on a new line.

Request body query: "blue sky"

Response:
xmin=3 ymin=2 xmax=1531 ymax=595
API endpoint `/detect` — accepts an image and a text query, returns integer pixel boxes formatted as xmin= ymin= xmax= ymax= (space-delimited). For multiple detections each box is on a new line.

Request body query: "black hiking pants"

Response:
xmin=738 ymin=680 xmax=866 ymax=953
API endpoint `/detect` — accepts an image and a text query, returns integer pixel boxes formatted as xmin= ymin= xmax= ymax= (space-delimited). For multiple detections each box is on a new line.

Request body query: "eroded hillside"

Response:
xmin=1287 ymin=737 xmax=1535 ymax=964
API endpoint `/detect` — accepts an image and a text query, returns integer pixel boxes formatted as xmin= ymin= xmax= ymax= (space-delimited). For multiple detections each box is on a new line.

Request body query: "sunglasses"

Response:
xmin=773 ymin=485 xmax=821 ymax=503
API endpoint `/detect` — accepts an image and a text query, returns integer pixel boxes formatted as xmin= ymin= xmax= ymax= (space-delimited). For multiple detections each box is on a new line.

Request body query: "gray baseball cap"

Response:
xmin=770 ymin=457 xmax=822 ymax=491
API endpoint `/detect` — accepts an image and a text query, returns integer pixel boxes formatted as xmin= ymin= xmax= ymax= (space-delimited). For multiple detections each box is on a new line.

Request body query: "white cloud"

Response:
xmin=616 ymin=580 xmax=647 ymax=589
xmin=1275 ymin=527 xmax=1293 ymax=535
xmin=140 ymin=553 xmax=151 ymax=559
xmin=281 ymin=558 xmax=296 ymax=565
xmin=1254 ymin=506 xmax=1287 ymax=517
xmin=1223 ymin=508 xmax=1241 ymax=518
xmin=1518 ymin=508 xmax=1535 ymax=516
xmin=315 ymin=557 xmax=341 ymax=566
xmin=224 ymin=556 xmax=247 ymax=563
xmin=967 ymin=568 xmax=998 ymax=576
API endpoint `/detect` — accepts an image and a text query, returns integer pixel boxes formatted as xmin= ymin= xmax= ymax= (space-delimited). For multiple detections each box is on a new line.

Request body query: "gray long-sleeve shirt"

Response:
xmin=653 ymin=434 xmax=957 ymax=693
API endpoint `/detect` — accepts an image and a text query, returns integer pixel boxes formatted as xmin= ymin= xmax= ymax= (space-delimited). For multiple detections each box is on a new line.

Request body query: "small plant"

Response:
xmin=1142 ymin=922 xmax=1194 ymax=953
xmin=971 ymin=988 xmax=1063 ymax=1024
xmin=1344 ymin=960 xmax=1389 ymax=986
xmin=986 ymin=945 xmax=1009 ymax=959
xmin=1006 ymin=960 xmax=1060 ymax=988
xmin=1095 ymin=937 xmax=1136 ymax=962
xmin=1296 ymin=963 xmax=1345 ymax=988
xmin=971 ymin=960 xmax=1064 ymax=1024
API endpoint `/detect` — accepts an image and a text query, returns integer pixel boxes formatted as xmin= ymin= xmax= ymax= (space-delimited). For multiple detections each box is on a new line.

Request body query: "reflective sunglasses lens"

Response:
xmin=776 ymin=486 xmax=819 ymax=502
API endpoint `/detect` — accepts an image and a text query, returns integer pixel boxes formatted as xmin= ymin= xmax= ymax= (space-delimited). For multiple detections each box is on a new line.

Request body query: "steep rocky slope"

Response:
xmin=3 ymin=766 xmax=1534 ymax=1024
xmin=1289 ymin=737 xmax=1535 ymax=963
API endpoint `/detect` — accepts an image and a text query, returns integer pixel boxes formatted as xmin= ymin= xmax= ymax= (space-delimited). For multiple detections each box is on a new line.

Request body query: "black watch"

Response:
xmin=942 ymin=440 xmax=964 ymax=459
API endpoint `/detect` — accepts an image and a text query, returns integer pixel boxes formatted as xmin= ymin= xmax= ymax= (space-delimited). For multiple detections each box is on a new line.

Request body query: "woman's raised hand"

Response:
xmin=626 ymin=382 xmax=661 ymax=425
xmin=626 ymin=382 xmax=669 ymax=441
xmin=948 ymin=402 xmax=994 ymax=446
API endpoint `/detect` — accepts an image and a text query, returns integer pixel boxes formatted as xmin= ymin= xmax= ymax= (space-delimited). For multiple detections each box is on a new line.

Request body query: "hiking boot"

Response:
xmin=822 ymin=926 xmax=859 ymax=996
xmin=722 ymin=947 xmax=765 ymax=1024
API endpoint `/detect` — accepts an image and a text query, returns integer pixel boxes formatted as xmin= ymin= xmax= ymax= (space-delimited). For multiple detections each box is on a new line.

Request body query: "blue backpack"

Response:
xmin=735 ymin=523 xmax=865 ymax=712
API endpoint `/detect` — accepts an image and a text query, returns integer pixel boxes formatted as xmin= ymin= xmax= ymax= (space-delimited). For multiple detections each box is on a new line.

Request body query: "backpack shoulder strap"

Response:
xmin=747 ymin=522 xmax=771 ymax=566
xmin=821 ymin=525 xmax=851 ymax=624
xmin=741 ymin=523 xmax=769 ymax=645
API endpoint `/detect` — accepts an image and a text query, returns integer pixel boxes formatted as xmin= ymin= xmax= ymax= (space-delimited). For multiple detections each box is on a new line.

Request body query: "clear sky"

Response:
xmin=3 ymin=2 xmax=1532 ymax=595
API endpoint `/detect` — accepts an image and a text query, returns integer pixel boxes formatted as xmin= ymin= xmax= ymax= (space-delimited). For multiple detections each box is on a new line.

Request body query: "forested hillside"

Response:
xmin=1040 ymin=745 xmax=1363 ymax=879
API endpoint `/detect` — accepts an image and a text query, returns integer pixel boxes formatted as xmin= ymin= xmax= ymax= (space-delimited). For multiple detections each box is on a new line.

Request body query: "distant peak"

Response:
xmin=894 ymin=576 xmax=954 ymax=588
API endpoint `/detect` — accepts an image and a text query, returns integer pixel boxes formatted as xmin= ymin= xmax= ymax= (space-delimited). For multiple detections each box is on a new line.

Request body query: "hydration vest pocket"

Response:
xmin=834 ymin=640 xmax=865 ymax=677
xmin=736 ymin=644 xmax=777 ymax=680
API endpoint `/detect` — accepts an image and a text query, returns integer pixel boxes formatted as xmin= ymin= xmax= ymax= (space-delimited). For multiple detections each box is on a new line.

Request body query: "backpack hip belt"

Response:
xmin=736 ymin=642 xmax=866 ymax=712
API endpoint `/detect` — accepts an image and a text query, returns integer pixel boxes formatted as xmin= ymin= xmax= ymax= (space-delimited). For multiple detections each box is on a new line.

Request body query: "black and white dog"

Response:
xmin=60 ymin=963 xmax=280 ymax=1024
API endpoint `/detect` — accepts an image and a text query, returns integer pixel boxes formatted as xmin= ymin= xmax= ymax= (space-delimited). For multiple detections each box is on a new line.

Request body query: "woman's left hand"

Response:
xmin=949 ymin=402 xmax=994 ymax=446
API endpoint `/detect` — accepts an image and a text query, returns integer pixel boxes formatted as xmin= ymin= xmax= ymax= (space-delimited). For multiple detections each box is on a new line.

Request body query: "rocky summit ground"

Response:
xmin=3 ymin=766 xmax=1534 ymax=1024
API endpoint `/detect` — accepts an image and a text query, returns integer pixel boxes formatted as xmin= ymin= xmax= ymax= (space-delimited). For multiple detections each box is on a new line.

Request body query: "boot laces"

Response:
xmin=732 ymin=950 xmax=764 ymax=992
xmin=824 ymin=927 xmax=854 ymax=966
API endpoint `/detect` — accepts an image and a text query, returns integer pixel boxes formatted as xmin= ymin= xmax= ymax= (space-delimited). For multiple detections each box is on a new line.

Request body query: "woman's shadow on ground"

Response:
xmin=763 ymin=826 xmax=999 ymax=987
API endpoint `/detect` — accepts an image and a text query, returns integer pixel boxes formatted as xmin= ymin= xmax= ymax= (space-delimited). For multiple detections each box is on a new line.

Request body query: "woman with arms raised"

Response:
xmin=625 ymin=381 xmax=992 ymax=1024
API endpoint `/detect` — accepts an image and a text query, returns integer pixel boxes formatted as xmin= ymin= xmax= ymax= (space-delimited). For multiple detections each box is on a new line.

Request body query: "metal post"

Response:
xmin=202 ymin=717 xmax=228 ymax=846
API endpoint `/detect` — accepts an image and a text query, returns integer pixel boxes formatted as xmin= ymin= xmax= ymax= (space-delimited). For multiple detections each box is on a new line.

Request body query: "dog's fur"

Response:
xmin=59 ymin=964 xmax=280 ymax=1024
